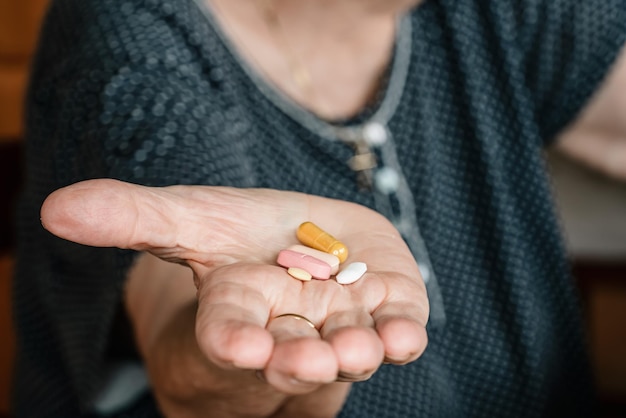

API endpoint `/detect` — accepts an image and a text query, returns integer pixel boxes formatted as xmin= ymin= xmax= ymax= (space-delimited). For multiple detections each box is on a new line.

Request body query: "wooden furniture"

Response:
xmin=0 ymin=256 xmax=15 ymax=415
xmin=0 ymin=1 xmax=49 ymax=415
xmin=549 ymin=152 xmax=626 ymax=417
xmin=0 ymin=1 xmax=49 ymax=140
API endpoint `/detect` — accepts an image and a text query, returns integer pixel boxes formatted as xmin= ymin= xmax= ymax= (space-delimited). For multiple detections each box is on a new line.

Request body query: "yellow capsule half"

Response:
xmin=296 ymin=221 xmax=348 ymax=263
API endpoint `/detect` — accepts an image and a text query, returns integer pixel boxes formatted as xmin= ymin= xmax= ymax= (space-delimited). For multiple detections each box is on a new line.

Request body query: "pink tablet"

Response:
xmin=276 ymin=249 xmax=332 ymax=280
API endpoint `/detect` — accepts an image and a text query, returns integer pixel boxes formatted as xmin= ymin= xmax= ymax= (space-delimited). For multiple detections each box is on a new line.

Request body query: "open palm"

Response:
xmin=41 ymin=179 xmax=429 ymax=414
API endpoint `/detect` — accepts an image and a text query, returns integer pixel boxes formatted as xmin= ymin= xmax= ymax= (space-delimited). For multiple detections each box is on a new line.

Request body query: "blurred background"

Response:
xmin=0 ymin=1 xmax=49 ymax=415
xmin=0 ymin=1 xmax=624 ymax=417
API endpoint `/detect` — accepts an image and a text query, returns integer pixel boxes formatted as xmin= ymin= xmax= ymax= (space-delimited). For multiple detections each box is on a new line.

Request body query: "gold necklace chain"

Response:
xmin=209 ymin=0 xmax=323 ymax=112
xmin=260 ymin=0 xmax=314 ymax=96
xmin=207 ymin=0 xmax=384 ymax=190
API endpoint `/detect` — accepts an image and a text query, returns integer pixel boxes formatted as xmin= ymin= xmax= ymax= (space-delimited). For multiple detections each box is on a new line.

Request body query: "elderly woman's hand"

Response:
xmin=41 ymin=179 xmax=429 ymax=417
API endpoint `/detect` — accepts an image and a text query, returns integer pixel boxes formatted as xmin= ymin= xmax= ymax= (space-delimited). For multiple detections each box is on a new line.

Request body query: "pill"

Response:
xmin=296 ymin=222 xmax=348 ymax=263
xmin=287 ymin=244 xmax=340 ymax=274
xmin=276 ymin=249 xmax=332 ymax=280
xmin=287 ymin=267 xmax=312 ymax=281
xmin=336 ymin=262 xmax=367 ymax=285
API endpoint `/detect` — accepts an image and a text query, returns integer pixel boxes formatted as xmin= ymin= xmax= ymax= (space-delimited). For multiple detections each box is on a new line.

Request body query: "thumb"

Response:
xmin=40 ymin=179 xmax=308 ymax=265
xmin=41 ymin=179 xmax=184 ymax=250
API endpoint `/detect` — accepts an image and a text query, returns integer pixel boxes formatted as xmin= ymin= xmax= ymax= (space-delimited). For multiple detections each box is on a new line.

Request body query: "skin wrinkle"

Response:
xmin=196 ymin=314 xmax=271 ymax=369
xmin=180 ymin=187 xmax=304 ymax=262
xmin=128 ymin=193 xmax=149 ymax=249
xmin=354 ymin=273 xmax=389 ymax=311
xmin=322 ymin=314 xmax=382 ymax=365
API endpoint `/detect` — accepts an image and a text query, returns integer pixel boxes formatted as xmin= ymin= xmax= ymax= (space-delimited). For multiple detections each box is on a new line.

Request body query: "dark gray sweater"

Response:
xmin=14 ymin=0 xmax=626 ymax=416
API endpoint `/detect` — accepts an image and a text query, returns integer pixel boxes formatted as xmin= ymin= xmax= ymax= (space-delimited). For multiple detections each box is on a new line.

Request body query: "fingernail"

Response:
xmin=383 ymin=355 xmax=411 ymax=365
xmin=336 ymin=371 xmax=374 ymax=382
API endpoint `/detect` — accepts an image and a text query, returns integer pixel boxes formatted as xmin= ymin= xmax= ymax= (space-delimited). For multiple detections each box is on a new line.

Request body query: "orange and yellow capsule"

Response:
xmin=296 ymin=221 xmax=348 ymax=263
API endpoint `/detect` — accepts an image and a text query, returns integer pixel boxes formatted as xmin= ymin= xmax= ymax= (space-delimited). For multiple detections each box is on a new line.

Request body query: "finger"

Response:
xmin=195 ymin=275 xmax=274 ymax=370
xmin=264 ymin=314 xmax=338 ymax=394
xmin=274 ymin=382 xmax=352 ymax=418
xmin=320 ymin=310 xmax=384 ymax=382
xmin=372 ymin=300 xmax=429 ymax=365
xmin=40 ymin=179 xmax=177 ymax=249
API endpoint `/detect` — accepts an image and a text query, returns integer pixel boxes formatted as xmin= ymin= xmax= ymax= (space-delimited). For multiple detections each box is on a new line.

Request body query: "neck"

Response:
xmin=206 ymin=0 xmax=414 ymax=119
xmin=258 ymin=0 xmax=410 ymax=38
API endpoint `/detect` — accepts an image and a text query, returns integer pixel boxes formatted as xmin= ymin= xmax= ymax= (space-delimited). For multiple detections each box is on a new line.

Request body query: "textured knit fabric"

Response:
xmin=13 ymin=0 xmax=626 ymax=416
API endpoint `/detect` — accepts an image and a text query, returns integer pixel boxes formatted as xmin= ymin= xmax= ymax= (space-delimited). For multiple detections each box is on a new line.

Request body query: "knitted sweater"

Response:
xmin=14 ymin=0 xmax=626 ymax=416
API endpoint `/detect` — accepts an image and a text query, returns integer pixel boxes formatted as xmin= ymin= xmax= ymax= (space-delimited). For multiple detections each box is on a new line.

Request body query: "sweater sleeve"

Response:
xmin=515 ymin=0 xmax=626 ymax=142
xmin=438 ymin=0 xmax=626 ymax=145
xmin=482 ymin=0 xmax=626 ymax=143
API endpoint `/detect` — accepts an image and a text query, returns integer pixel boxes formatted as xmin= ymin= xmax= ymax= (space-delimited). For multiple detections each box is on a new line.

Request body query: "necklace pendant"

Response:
xmin=292 ymin=65 xmax=312 ymax=91
xmin=348 ymin=140 xmax=377 ymax=190
xmin=355 ymin=168 xmax=375 ymax=191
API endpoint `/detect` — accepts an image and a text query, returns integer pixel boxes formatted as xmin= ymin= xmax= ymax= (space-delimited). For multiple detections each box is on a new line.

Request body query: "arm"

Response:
xmin=555 ymin=45 xmax=626 ymax=181
xmin=52 ymin=180 xmax=429 ymax=417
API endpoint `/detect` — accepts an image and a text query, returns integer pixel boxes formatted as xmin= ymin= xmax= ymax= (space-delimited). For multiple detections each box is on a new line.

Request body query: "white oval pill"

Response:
xmin=336 ymin=262 xmax=367 ymax=285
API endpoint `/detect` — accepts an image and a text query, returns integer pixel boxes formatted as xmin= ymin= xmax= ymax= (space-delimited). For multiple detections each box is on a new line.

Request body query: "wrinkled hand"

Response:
xmin=41 ymin=179 xmax=429 ymax=417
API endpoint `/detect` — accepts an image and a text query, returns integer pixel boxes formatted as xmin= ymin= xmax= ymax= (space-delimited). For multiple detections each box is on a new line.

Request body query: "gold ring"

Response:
xmin=274 ymin=313 xmax=316 ymax=329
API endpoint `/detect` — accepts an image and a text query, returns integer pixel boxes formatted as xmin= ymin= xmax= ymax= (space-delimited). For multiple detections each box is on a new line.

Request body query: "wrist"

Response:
xmin=123 ymin=252 xmax=196 ymax=355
